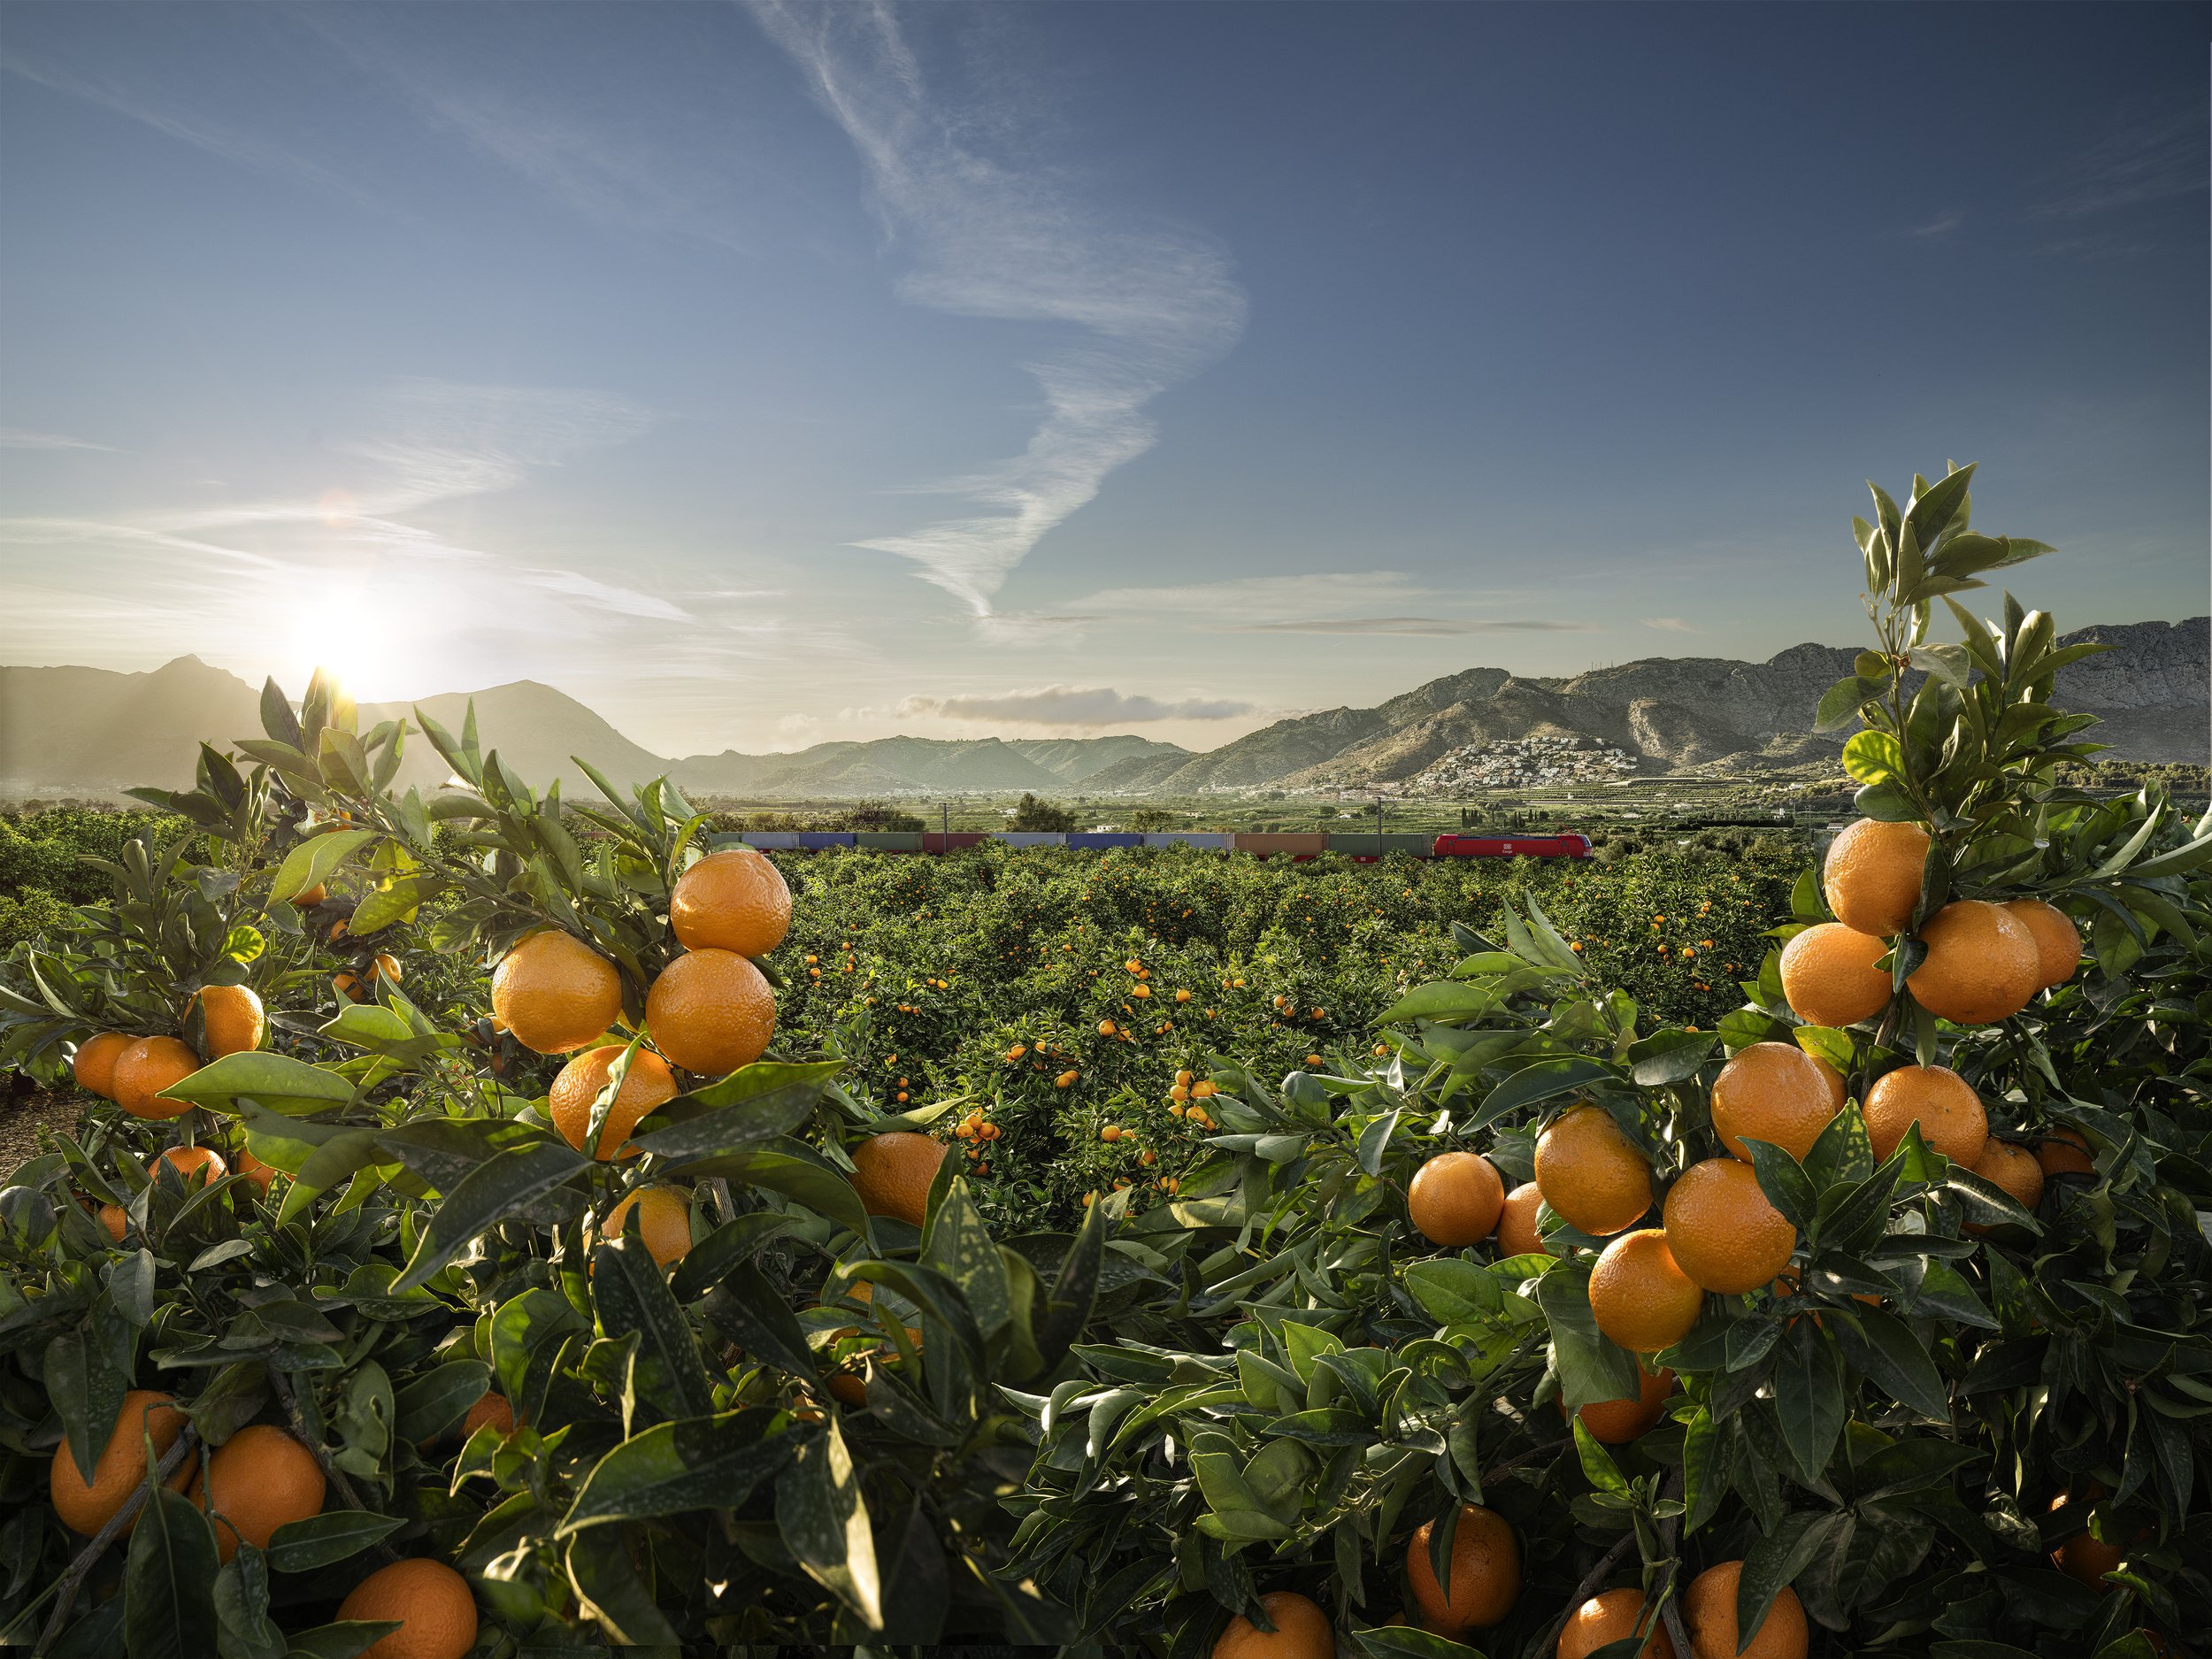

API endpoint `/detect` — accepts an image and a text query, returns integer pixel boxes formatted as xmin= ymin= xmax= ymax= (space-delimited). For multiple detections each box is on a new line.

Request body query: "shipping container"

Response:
xmin=922 ymin=832 xmax=988 ymax=853
xmin=1432 ymin=833 xmax=1592 ymax=859
xmin=855 ymin=832 xmax=923 ymax=852
xmin=1066 ymin=832 xmax=1142 ymax=849
xmin=739 ymin=832 xmax=803 ymax=850
xmin=994 ymin=832 xmax=1068 ymax=848
xmin=1142 ymin=832 xmax=1233 ymax=849
xmin=1324 ymin=832 xmax=1434 ymax=857
xmin=796 ymin=831 xmax=858 ymax=850
xmin=1233 ymin=832 xmax=1327 ymax=858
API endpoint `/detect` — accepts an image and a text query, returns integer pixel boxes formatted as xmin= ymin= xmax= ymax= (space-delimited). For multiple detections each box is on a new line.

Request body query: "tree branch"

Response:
xmin=32 ymin=1425 xmax=197 ymax=1656
xmin=265 ymin=1365 xmax=402 ymax=1563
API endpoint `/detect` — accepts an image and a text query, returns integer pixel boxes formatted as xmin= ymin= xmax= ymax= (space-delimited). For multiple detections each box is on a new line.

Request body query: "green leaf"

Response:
xmin=1403 ymin=1259 xmax=1503 ymax=1325
xmin=677 ymin=1138 xmax=872 ymax=1242
xmin=557 ymin=1408 xmax=795 ymax=1535
xmin=1830 ymin=1308 xmax=1951 ymax=1421
xmin=47 ymin=1317 xmax=127 ymax=1486
xmin=1739 ymin=1138 xmax=1817 ymax=1231
xmin=1571 ymin=1416 xmax=1631 ymax=1496
xmin=700 ymin=1264 xmax=822 ymax=1380
xmin=1348 ymin=1629 xmax=1488 ymax=1659
xmin=391 ymin=1359 xmax=493 ymax=1447
xmin=1537 ymin=1264 xmax=1642 ymax=1411
xmin=392 ymin=1142 xmax=590 ymax=1293
xmin=1773 ymin=1320 xmax=1847 ymax=1486
xmin=1476 ymin=1058 xmax=1614 ymax=1129
xmin=267 ymin=829 xmax=375 ymax=905
xmin=564 ymin=1527 xmax=683 ymax=1647
xmin=590 ymin=1234 xmax=715 ymax=1424
xmin=1816 ymin=674 xmax=1889 ymax=733
xmin=158 ymin=1052 xmax=355 ymax=1115
xmin=125 ymin=1484 xmax=221 ymax=1659
xmin=776 ymin=1419 xmax=882 ymax=1629
xmin=265 ymin=1512 xmax=403 ymax=1573
xmin=1737 ymin=1509 xmax=1847 ymax=1651
xmin=1842 ymin=731 xmax=1906 ymax=786
xmin=629 ymin=1062 xmax=836 ymax=1161
xmin=922 ymin=1178 xmax=1013 ymax=1343
xmin=1375 ymin=982 xmax=1503 ymax=1025
xmin=212 ymin=1546 xmax=286 ymax=1659
xmin=1038 ymin=1196 xmax=1106 ymax=1373
xmin=1625 ymin=1028 xmax=1715 ymax=1087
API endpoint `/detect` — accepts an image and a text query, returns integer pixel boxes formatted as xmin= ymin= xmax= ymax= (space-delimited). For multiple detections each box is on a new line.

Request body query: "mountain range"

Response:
xmin=3 ymin=617 xmax=2203 ymax=803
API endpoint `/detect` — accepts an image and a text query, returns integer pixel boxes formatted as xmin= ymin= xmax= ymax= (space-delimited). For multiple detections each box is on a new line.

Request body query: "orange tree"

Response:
xmin=1010 ymin=467 xmax=2212 ymax=1655
xmin=0 ymin=680 xmax=1109 ymax=1649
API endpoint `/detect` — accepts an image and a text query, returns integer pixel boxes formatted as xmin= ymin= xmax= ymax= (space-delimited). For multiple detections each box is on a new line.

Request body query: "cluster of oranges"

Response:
xmin=954 ymin=1104 xmax=1001 ymax=1175
xmin=50 ymin=1392 xmax=483 ymax=1659
xmin=509 ymin=847 xmax=788 ymax=1161
xmin=1211 ymin=1518 xmax=1801 ymax=1657
xmin=1779 ymin=818 xmax=2079 ymax=1031
xmin=71 ymin=981 xmax=265 ymax=1122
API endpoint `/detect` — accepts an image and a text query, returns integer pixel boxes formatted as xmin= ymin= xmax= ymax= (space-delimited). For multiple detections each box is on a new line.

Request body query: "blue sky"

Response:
xmin=3 ymin=2 xmax=2205 ymax=757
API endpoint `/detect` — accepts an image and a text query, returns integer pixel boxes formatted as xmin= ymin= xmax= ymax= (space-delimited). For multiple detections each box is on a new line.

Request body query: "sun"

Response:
xmin=283 ymin=580 xmax=400 ymax=701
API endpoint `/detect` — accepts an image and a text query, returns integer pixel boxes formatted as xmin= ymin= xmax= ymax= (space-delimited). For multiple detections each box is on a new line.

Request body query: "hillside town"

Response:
xmin=1409 ymin=733 xmax=1642 ymax=792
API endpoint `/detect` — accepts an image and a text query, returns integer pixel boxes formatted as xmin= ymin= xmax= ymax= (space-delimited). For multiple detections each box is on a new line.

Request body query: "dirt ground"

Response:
xmin=1 ymin=1088 xmax=84 ymax=1181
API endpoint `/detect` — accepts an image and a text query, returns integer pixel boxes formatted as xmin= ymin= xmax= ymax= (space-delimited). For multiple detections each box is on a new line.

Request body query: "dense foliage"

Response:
xmin=0 ymin=464 xmax=2205 ymax=1655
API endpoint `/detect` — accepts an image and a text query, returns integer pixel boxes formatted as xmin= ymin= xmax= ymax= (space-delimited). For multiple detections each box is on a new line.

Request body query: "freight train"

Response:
xmin=704 ymin=828 xmax=1592 ymax=860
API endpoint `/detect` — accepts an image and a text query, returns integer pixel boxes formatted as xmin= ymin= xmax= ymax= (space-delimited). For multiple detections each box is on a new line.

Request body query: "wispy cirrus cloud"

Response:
xmin=744 ymin=0 xmax=1246 ymax=617
xmin=1900 ymin=210 xmax=1963 ymax=239
xmin=0 ymin=428 xmax=118 ymax=452
xmin=1 ymin=49 xmax=396 ymax=219
xmin=897 ymin=685 xmax=1255 ymax=726
xmin=1642 ymin=617 xmax=1701 ymax=634
xmin=2030 ymin=106 xmax=2208 ymax=220
xmin=983 ymin=572 xmax=1586 ymax=641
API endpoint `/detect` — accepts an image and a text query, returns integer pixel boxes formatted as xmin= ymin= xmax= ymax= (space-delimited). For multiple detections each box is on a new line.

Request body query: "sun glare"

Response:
xmin=286 ymin=581 xmax=397 ymax=702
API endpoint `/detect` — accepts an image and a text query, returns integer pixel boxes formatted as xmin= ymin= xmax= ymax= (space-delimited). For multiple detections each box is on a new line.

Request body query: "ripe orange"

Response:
xmin=602 ymin=1186 xmax=694 ymax=1267
xmin=850 ymin=1132 xmax=946 ymax=1227
xmin=2037 ymin=1126 xmax=2096 ymax=1177
xmin=235 ymin=1147 xmax=278 ymax=1194
xmin=50 ymin=1390 xmax=195 ymax=1535
xmin=549 ymin=1046 xmax=679 ymax=1160
xmin=1589 ymin=1230 xmax=1703 ymax=1353
xmin=336 ymin=1557 xmax=480 ymax=1659
xmin=194 ymin=984 xmax=265 ymax=1058
xmin=670 ymin=848 xmax=792 ymax=957
xmin=150 ymin=1145 xmax=228 ymax=1190
xmin=1408 ymin=1152 xmax=1505 ymax=1246
xmin=1568 ymin=1365 xmax=1675 ymax=1445
xmin=1863 ymin=1065 xmax=1987 ymax=1165
xmin=1212 ymin=1590 xmax=1336 ymax=1658
xmin=1683 ymin=1562 xmax=1806 ymax=1659
xmin=1496 ymin=1183 xmax=1547 ymax=1257
xmin=491 ymin=931 xmax=624 ymax=1056
xmin=191 ymin=1424 xmax=326 ymax=1563
xmin=112 ymin=1036 xmax=199 ymax=1120
xmin=371 ymin=953 xmax=403 ymax=985
xmin=1970 ymin=1139 xmax=2044 ymax=1215
xmin=1709 ymin=1042 xmax=1839 ymax=1162
xmin=2049 ymin=1494 xmax=2124 ymax=1588
xmin=1906 ymin=901 xmax=2039 ymax=1025
xmin=292 ymin=882 xmax=327 ymax=908
xmin=461 ymin=1393 xmax=515 ymax=1441
xmin=1406 ymin=1503 xmax=1520 ymax=1632
xmin=1778 ymin=924 xmax=1892 ymax=1027
xmin=1559 ymin=1586 xmax=1676 ymax=1659
xmin=72 ymin=1031 xmax=133 ymax=1099
xmin=1663 ymin=1160 xmax=1796 ymax=1294
xmin=1534 ymin=1106 xmax=1652 ymax=1237
xmin=645 ymin=949 xmax=774 ymax=1077
xmin=97 ymin=1203 xmax=127 ymax=1241
xmin=1810 ymin=1056 xmax=1847 ymax=1113
xmin=2004 ymin=898 xmax=2082 ymax=989
xmin=1822 ymin=818 xmax=1929 ymax=936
